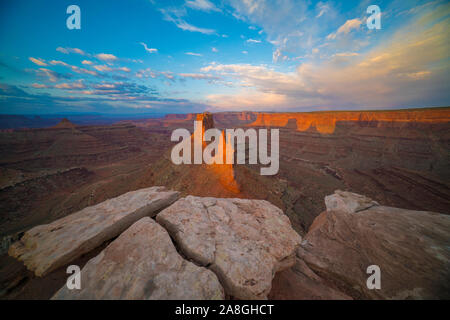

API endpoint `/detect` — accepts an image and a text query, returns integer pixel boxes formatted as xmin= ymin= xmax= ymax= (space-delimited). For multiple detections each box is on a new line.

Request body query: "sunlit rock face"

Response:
xmin=156 ymin=196 xmax=301 ymax=300
xmin=52 ymin=217 xmax=225 ymax=300
xmin=193 ymin=112 xmax=241 ymax=195
xmin=249 ymin=109 xmax=450 ymax=134
xmin=196 ymin=112 xmax=215 ymax=132
xmin=297 ymin=190 xmax=450 ymax=300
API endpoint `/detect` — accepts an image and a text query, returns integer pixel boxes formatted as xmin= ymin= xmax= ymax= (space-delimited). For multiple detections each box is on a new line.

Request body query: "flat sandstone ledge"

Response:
xmin=52 ymin=217 xmax=224 ymax=299
xmin=9 ymin=186 xmax=179 ymax=276
xmin=156 ymin=196 xmax=302 ymax=300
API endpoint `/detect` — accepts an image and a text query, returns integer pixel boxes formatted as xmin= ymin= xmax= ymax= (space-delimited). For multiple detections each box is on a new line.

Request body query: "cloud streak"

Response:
xmin=140 ymin=42 xmax=158 ymax=53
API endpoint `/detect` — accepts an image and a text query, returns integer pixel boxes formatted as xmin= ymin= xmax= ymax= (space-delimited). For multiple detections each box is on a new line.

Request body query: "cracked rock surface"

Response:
xmin=299 ymin=192 xmax=450 ymax=299
xmin=52 ymin=217 xmax=224 ymax=299
xmin=156 ymin=196 xmax=301 ymax=299
xmin=9 ymin=186 xmax=179 ymax=276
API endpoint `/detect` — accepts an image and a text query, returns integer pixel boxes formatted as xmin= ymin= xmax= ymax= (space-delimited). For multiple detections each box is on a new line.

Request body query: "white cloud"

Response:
xmin=226 ymin=0 xmax=313 ymax=54
xmin=140 ymin=42 xmax=158 ymax=53
xmin=56 ymin=47 xmax=86 ymax=55
xmin=95 ymin=53 xmax=118 ymax=61
xmin=93 ymin=65 xmax=113 ymax=72
xmin=246 ymin=39 xmax=261 ymax=43
xmin=29 ymin=57 xmax=47 ymax=66
xmin=55 ymin=81 xmax=86 ymax=90
xmin=49 ymin=60 xmax=69 ymax=66
xmin=55 ymin=47 xmax=68 ymax=54
xmin=327 ymin=18 xmax=362 ymax=40
xmin=82 ymin=60 xmax=93 ymax=65
xmin=272 ymin=49 xmax=288 ymax=63
xmin=185 ymin=0 xmax=220 ymax=12
xmin=32 ymin=83 xmax=50 ymax=89
xmin=160 ymin=8 xmax=216 ymax=35
xmin=173 ymin=20 xmax=215 ymax=34
xmin=91 ymin=65 xmax=129 ymax=73
xmin=185 ymin=52 xmax=203 ymax=56
xmin=179 ymin=73 xmax=220 ymax=80
xmin=117 ymin=67 xmax=131 ymax=72
xmin=136 ymin=68 xmax=157 ymax=79
xmin=36 ymin=68 xmax=59 ymax=82
xmin=333 ymin=52 xmax=359 ymax=57
xmin=316 ymin=2 xmax=330 ymax=18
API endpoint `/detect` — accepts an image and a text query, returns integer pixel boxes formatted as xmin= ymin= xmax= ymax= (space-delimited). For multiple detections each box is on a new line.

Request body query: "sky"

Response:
xmin=0 ymin=0 xmax=449 ymax=115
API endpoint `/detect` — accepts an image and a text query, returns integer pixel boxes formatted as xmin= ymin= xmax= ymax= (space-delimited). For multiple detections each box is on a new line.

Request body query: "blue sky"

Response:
xmin=0 ymin=0 xmax=449 ymax=115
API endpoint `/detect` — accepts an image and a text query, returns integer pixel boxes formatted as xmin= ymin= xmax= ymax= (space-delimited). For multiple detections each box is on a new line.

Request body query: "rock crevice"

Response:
xmin=156 ymin=196 xmax=301 ymax=299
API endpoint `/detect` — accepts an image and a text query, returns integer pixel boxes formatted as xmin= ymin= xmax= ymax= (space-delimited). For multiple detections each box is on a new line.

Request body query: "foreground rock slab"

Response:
xmin=299 ymin=191 xmax=450 ymax=299
xmin=9 ymin=186 xmax=179 ymax=276
xmin=52 ymin=217 xmax=224 ymax=299
xmin=156 ymin=196 xmax=301 ymax=299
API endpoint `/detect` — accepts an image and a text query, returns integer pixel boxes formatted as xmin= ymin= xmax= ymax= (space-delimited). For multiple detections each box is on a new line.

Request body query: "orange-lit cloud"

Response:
xmin=201 ymin=2 xmax=450 ymax=111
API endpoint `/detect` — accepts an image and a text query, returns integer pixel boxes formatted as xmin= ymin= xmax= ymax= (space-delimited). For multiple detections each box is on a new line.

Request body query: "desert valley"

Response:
xmin=0 ymin=108 xmax=449 ymax=300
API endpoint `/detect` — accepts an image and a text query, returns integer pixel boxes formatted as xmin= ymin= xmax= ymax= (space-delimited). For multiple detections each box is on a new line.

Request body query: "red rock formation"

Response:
xmin=193 ymin=113 xmax=240 ymax=195
xmin=249 ymin=108 xmax=450 ymax=134
xmin=52 ymin=118 xmax=76 ymax=129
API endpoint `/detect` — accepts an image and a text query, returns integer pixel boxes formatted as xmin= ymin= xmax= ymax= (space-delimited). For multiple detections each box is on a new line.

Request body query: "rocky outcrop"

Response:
xmin=298 ymin=190 xmax=450 ymax=299
xmin=196 ymin=112 xmax=214 ymax=131
xmin=8 ymin=186 xmax=179 ymax=276
xmin=52 ymin=118 xmax=76 ymax=129
xmin=324 ymin=190 xmax=379 ymax=214
xmin=156 ymin=196 xmax=301 ymax=299
xmin=6 ymin=184 xmax=449 ymax=300
xmin=52 ymin=217 xmax=224 ymax=300
xmin=269 ymin=258 xmax=352 ymax=300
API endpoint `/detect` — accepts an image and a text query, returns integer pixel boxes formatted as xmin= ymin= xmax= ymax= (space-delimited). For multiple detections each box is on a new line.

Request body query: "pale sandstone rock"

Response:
xmin=156 ymin=196 xmax=301 ymax=299
xmin=52 ymin=217 xmax=224 ymax=300
xmin=325 ymin=190 xmax=379 ymax=213
xmin=9 ymin=186 xmax=179 ymax=276
xmin=299 ymin=192 xmax=450 ymax=299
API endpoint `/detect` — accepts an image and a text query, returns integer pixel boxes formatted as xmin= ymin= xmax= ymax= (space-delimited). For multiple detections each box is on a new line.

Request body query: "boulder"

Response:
xmin=156 ymin=196 xmax=301 ymax=299
xmin=324 ymin=190 xmax=379 ymax=213
xmin=9 ymin=186 xmax=179 ymax=276
xmin=298 ymin=192 xmax=450 ymax=299
xmin=52 ymin=217 xmax=224 ymax=299
xmin=268 ymin=258 xmax=352 ymax=300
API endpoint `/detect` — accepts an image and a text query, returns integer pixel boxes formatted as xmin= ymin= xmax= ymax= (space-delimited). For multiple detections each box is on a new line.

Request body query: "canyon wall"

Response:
xmin=248 ymin=108 xmax=450 ymax=134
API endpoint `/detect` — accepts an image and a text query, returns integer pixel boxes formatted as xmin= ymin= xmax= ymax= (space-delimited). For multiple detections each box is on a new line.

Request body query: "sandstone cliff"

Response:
xmin=249 ymin=108 xmax=450 ymax=134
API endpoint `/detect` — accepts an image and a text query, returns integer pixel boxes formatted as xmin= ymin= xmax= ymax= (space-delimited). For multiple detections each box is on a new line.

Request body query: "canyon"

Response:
xmin=0 ymin=107 xmax=449 ymax=299
xmin=2 ymin=187 xmax=449 ymax=300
